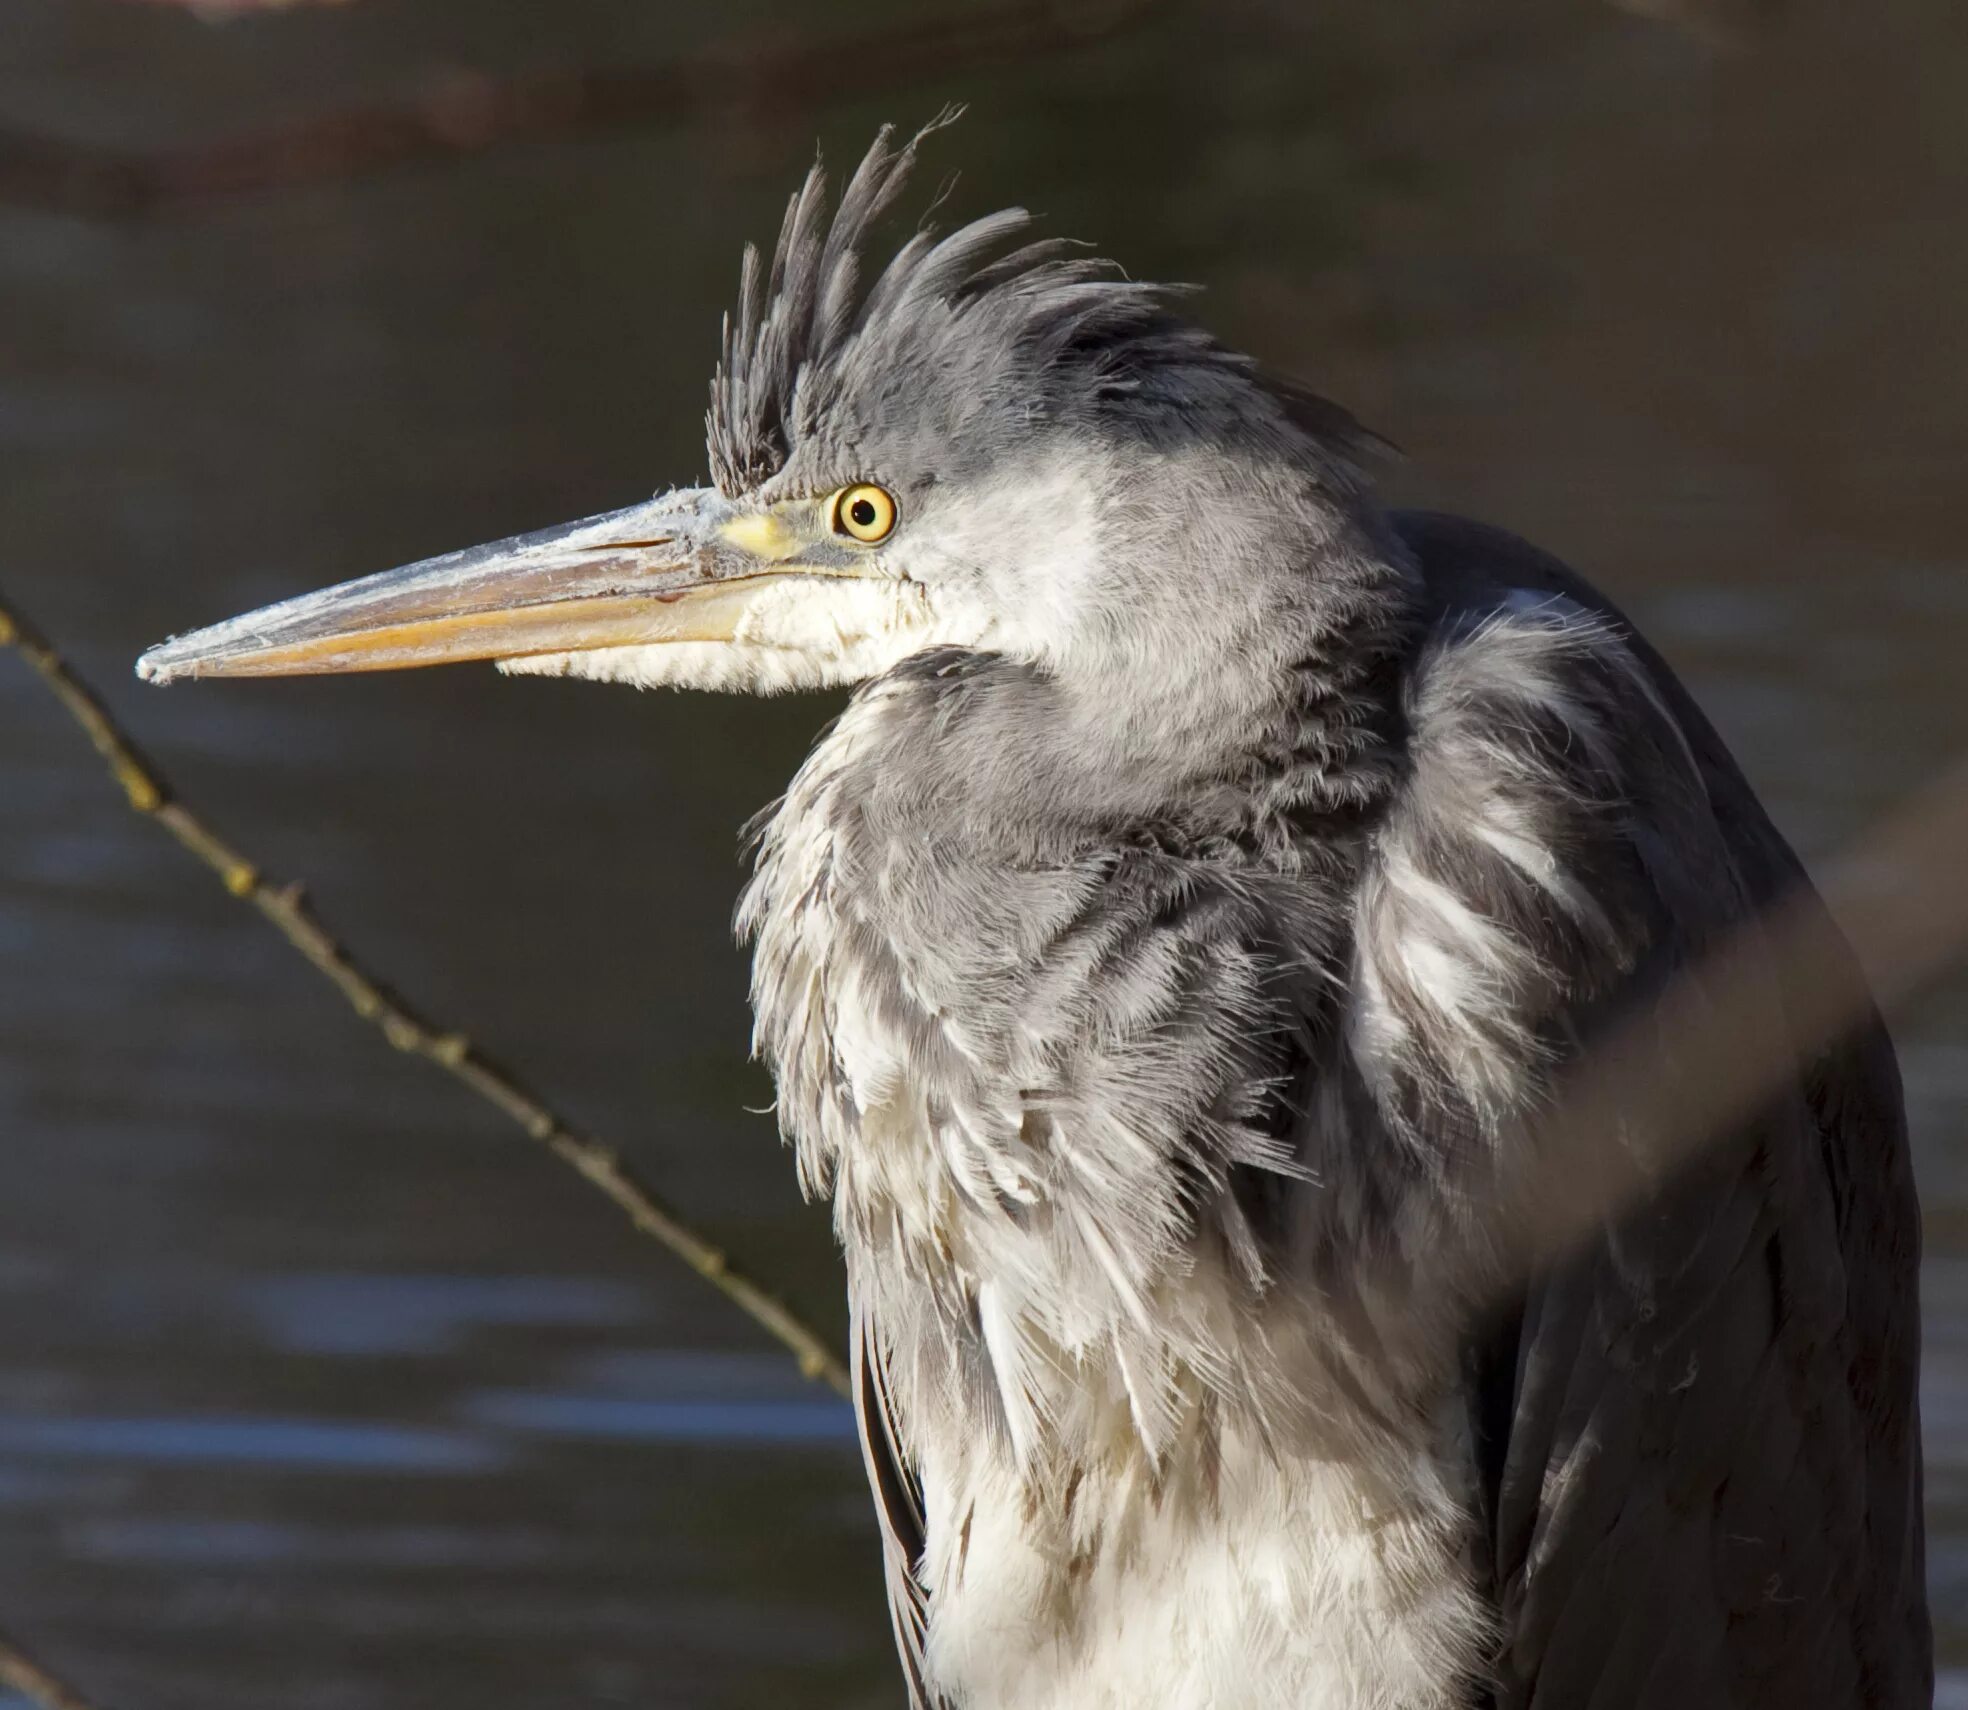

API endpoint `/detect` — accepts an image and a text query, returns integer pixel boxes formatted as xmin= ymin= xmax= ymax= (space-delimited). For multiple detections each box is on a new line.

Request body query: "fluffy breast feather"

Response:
xmin=739 ymin=596 xmax=1722 ymax=1709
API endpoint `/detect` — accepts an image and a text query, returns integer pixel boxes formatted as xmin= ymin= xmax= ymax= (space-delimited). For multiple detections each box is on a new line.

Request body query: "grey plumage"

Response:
xmin=707 ymin=116 xmax=1378 ymax=510
xmin=729 ymin=126 xmax=1927 ymax=1709
xmin=136 ymin=119 xmax=1931 ymax=1710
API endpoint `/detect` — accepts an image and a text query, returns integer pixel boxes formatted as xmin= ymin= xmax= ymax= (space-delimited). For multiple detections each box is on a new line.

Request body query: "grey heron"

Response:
xmin=136 ymin=124 xmax=1929 ymax=1710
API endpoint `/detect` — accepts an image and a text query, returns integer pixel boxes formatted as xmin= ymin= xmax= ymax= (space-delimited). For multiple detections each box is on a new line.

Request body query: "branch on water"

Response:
xmin=117 ymin=0 xmax=358 ymax=10
xmin=0 ymin=1631 xmax=105 ymax=1710
xmin=0 ymin=0 xmax=1154 ymax=218
xmin=0 ymin=592 xmax=851 ymax=1399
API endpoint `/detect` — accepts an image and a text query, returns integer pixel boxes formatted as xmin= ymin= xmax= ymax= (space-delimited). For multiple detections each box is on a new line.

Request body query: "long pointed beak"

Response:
xmin=137 ymin=487 xmax=764 ymax=684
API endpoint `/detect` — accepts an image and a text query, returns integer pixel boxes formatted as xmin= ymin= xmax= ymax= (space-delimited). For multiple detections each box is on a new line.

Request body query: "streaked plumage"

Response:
xmin=137 ymin=121 xmax=1929 ymax=1710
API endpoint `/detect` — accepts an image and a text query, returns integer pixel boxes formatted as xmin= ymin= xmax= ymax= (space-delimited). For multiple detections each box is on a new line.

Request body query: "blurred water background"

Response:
xmin=0 ymin=0 xmax=1963 ymax=1704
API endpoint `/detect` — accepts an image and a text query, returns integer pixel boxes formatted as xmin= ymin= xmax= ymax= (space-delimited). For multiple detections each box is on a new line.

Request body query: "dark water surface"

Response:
xmin=2 ymin=1 xmax=1964 ymax=1704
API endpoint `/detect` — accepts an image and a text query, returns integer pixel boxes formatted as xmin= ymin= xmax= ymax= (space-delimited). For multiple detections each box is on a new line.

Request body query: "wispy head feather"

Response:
xmin=707 ymin=117 xmax=1380 ymax=496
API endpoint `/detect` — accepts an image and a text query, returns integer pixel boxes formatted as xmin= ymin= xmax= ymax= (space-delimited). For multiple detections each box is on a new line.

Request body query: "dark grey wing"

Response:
xmin=1479 ymin=1038 xmax=1925 ymax=1708
xmin=1391 ymin=512 xmax=1930 ymax=1710
xmin=851 ymin=1302 xmax=944 ymax=1710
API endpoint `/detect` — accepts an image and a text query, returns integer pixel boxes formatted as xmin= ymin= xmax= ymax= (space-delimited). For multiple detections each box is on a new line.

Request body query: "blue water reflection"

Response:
xmin=462 ymin=1390 xmax=854 ymax=1446
xmin=243 ymin=1272 xmax=649 ymax=1357
xmin=0 ymin=1416 xmax=506 ymax=1473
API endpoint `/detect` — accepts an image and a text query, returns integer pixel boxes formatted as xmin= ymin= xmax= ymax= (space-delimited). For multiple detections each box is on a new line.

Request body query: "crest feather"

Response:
xmin=705 ymin=115 xmax=1382 ymax=496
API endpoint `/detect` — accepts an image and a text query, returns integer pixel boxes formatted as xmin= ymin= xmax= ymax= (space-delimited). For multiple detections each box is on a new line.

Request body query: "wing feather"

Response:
xmin=851 ymin=1302 xmax=945 ymax=1710
xmin=1392 ymin=511 xmax=1929 ymax=1710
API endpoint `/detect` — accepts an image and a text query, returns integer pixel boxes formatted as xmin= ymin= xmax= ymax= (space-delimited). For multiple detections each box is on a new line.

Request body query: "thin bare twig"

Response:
xmin=0 ymin=1631 xmax=105 ymax=1710
xmin=118 ymin=0 xmax=356 ymax=11
xmin=0 ymin=0 xmax=1154 ymax=218
xmin=0 ymin=592 xmax=850 ymax=1398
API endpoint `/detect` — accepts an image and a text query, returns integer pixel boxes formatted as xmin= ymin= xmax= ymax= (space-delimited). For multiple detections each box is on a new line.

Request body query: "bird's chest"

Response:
xmin=743 ymin=812 xmax=945 ymax=1202
xmin=919 ymin=1423 xmax=1486 ymax=1710
xmin=744 ymin=789 xmax=1105 ymax=1241
xmin=743 ymin=723 xmax=1487 ymax=1710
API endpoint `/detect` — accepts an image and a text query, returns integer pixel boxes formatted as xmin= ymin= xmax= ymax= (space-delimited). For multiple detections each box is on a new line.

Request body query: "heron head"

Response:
xmin=137 ymin=121 xmax=1380 ymax=699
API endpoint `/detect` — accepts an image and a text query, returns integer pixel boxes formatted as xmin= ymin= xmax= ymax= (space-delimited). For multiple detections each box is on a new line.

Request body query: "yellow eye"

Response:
xmin=829 ymin=483 xmax=898 ymax=545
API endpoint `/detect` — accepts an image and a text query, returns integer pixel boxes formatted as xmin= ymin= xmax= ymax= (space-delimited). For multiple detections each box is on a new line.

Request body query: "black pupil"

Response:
xmin=849 ymin=497 xmax=878 ymax=529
